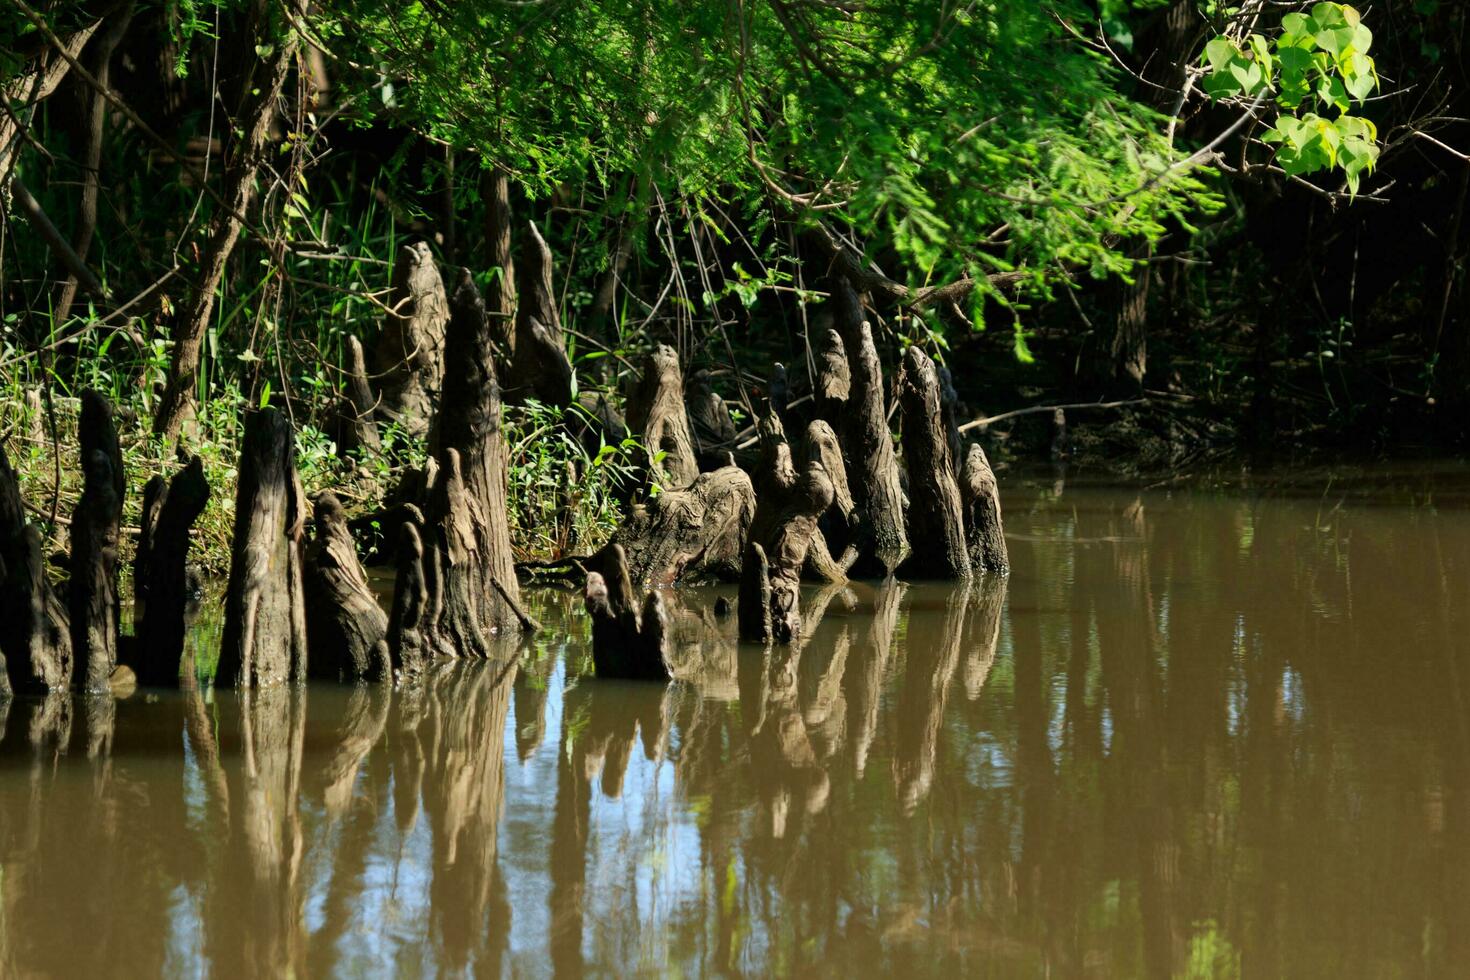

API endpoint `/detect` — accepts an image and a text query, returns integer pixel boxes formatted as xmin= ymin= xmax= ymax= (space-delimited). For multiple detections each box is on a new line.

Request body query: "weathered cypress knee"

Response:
xmin=961 ymin=442 xmax=1009 ymax=574
xmin=738 ymin=542 xmax=773 ymax=642
xmin=584 ymin=543 xmax=670 ymax=680
xmin=595 ymin=463 xmax=756 ymax=586
xmin=686 ymin=368 xmax=738 ymax=466
xmin=70 ymin=389 xmax=125 ymax=691
xmin=373 ymin=240 xmax=448 ymax=438
xmin=802 ymin=419 xmax=858 ymax=582
xmin=739 ymin=453 xmax=834 ymax=643
xmin=387 ymin=520 xmax=431 ymax=677
xmin=305 ymin=492 xmax=390 ymax=682
xmin=334 ymin=335 xmax=380 ymax=453
xmin=219 ymin=408 xmax=308 ymax=688
xmin=829 ymin=277 xmax=908 ymax=576
xmin=898 ymin=347 xmax=969 ymax=580
xmin=135 ymin=456 xmax=210 ymax=687
xmin=0 ymin=443 xmax=71 ymax=694
xmin=628 ymin=344 xmax=699 ymax=490
xmin=506 ymin=221 xmax=574 ymax=406
xmin=814 ymin=328 xmax=850 ymax=427
xmin=427 ymin=449 xmax=492 ymax=658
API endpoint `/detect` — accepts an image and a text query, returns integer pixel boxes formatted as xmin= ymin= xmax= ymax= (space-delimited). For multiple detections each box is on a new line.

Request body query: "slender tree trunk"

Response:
xmin=153 ymin=0 xmax=299 ymax=443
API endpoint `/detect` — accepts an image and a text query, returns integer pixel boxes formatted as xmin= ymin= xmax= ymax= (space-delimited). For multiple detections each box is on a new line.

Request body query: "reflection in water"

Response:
xmin=2 ymin=472 xmax=1470 ymax=975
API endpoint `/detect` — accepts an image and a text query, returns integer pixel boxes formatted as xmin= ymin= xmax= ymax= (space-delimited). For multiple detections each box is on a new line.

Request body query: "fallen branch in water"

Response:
xmin=957 ymin=398 xmax=1149 ymax=434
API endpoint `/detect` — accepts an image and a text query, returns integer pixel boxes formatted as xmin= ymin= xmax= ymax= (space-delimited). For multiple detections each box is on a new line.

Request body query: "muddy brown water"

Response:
xmin=3 ymin=462 xmax=1470 ymax=977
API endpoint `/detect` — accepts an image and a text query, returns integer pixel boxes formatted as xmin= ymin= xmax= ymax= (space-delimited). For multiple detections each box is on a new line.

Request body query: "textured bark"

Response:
xmin=686 ymin=369 xmax=738 ymax=467
xmin=597 ymin=463 xmax=755 ymax=587
xmin=801 ymin=418 xmax=857 ymax=582
xmin=961 ymin=441 xmax=1010 ymax=574
xmin=70 ymin=390 xmax=125 ymax=690
xmin=897 ymin=347 xmax=969 ymax=580
xmin=304 ymin=492 xmax=390 ymax=682
xmin=738 ymin=542 xmax=773 ymax=643
xmin=424 ymin=450 xmax=492 ymax=659
xmin=829 ymin=277 xmax=908 ymax=575
xmin=153 ymin=1 xmax=298 ymax=442
xmin=481 ymin=163 xmax=517 ymax=362
xmin=218 ymin=408 xmax=308 ymax=688
xmin=814 ymin=328 xmax=850 ymax=426
xmin=386 ymin=519 xmax=431 ymax=677
xmin=627 ymin=344 xmax=699 ymax=490
xmin=373 ymin=241 xmax=449 ymax=438
xmin=584 ymin=543 xmax=670 ymax=680
xmin=506 ymin=222 xmax=574 ymax=406
xmin=0 ymin=443 xmax=71 ymax=694
xmin=332 ymin=336 xmax=380 ymax=453
xmin=134 ymin=456 xmax=209 ymax=687
xmin=426 ymin=269 xmax=522 ymax=637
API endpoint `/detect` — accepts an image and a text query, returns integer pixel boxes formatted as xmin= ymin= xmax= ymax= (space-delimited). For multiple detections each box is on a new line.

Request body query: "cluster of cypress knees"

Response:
xmin=0 ymin=231 xmax=1008 ymax=698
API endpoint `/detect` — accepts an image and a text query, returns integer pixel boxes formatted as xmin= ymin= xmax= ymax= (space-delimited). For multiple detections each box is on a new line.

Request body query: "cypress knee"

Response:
xmin=387 ymin=520 xmax=431 ymax=677
xmin=961 ymin=442 xmax=1009 ymax=574
xmin=70 ymin=390 xmax=125 ymax=691
xmin=628 ymin=344 xmax=699 ymax=490
xmin=584 ymin=543 xmax=670 ymax=680
xmin=0 ymin=443 xmax=72 ymax=693
xmin=897 ymin=347 xmax=969 ymax=580
xmin=135 ymin=456 xmax=210 ymax=687
xmin=304 ymin=492 xmax=390 ymax=681
xmin=373 ymin=241 xmax=448 ymax=438
xmin=506 ymin=221 xmax=574 ymax=406
xmin=219 ymin=408 xmax=308 ymax=688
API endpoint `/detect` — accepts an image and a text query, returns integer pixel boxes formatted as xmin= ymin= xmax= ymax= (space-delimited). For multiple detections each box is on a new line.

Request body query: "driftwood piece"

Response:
xmin=627 ymin=344 xmax=699 ymax=490
xmin=814 ymin=328 xmax=850 ymax=427
xmin=584 ymin=543 xmax=670 ymax=680
xmin=597 ymin=463 xmax=755 ymax=586
xmin=304 ymin=492 xmax=390 ymax=681
xmin=897 ymin=347 xmax=969 ymax=580
xmin=829 ymin=277 xmax=908 ymax=576
xmin=373 ymin=241 xmax=448 ymax=438
xmin=134 ymin=456 xmax=210 ymax=687
xmin=387 ymin=519 xmax=431 ymax=677
xmin=427 ymin=269 xmax=523 ymax=638
xmin=0 ymin=442 xmax=71 ymax=694
xmin=218 ymin=408 xmax=308 ymax=688
xmin=333 ymin=336 xmax=380 ymax=453
xmin=961 ymin=442 xmax=1009 ymax=574
xmin=506 ymin=221 xmax=574 ymax=406
xmin=70 ymin=390 xmax=125 ymax=691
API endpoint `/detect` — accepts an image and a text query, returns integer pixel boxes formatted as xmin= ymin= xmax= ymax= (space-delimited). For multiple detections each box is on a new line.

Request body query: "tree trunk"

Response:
xmin=0 ymin=444 xmax=71 ymax=694
xmin=134 ymin=456 xmax=210 ymax=686
xmin=218 ymin=408 xmax=308 ymax=688
xmin=595 ymin=462 xmax=755 ymax=586
xmin=482 ymin=163 xmax=517 ymax=364
xmin=897 ymin=348 xmax=969 ymax=580
xmin=373 ymin=241 xmax=449 ymax=438
xmin=70 ymin=389 xmax=125 ymax=690
xmin=828 ymin=277 xmax=908 ymax=575
xmin=153 ymin=0 xmax=298 ymax=443
xmin=304 ymin=492 xmax=390 ymax=681
xmin=506 ymin=221 xmax=574 ymax=406
xmin=627 ymin=343 xmax=699 ymax=490
xmin=960 ymin=442 xmax=1009 ymax=574
xmin=584 ymin=543 xmax=670 ymax=680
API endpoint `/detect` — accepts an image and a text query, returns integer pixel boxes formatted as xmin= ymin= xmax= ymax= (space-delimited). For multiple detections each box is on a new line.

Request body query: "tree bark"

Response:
xmin=304 ymin=492 xmax=390 ymax=681
xmin=595 ymin=462 xmax=755 ymax=586
xmin=584 ymin=543 xmax=670 ymax=680
xmin=0 ymin=444 xmax=71 ymax=694
xmin=70 ymin=389 xmax=125 ymax=690
xmin=828 ymin=277 xmax=908 ymax=575
xmin=218 ymin=408 xmax=308 ymax=688
xmin=153 ymin=0 xmax=299 ymax=443
xmin=627 ymin=343 xmax=699 ymax=490
xmin=897 ymin=347 xmax=969 ymax=580
xmin=960 ymin=441 xmax=1009 ymax=574
xmin=134 ymin=456 xmax=210 ymax=686
xmin=481 ymin=163 xmax=516 ymax=363
xmin=813 ymin=328 xmax=850 ymax=427
xmin=373 ymin=240 xmax=449 ymax=438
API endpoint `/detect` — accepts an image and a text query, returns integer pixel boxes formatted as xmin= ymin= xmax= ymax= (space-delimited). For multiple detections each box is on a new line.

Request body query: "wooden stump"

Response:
xmin=304 ymin=492 xmax=390 ymax=681
xmin=387 ymin=519 xmax=431 ymax=677
xmin=426 ymin=268 xmax=523 ymax=638
xmin=828 ymin=277 xmax=908 ymax=576
xmin=595 ymin=462 xmax=755 ymax=586
xmin=898 ymin=347 xmax=969 ymax=580
xmin=218 ymin=408 xmax=308 ymax=688
xmin=961 ymin=441 xmax=1009 ymax=574
xmin=373 ymin=241 xmax=448 ymax=438
xmin=70 ymin=390 xmax=125 ymax=691
xmin=134 ymin=456 xmax=210 ymax=687
xmin=628 ymin=344 xmax=699 ymax=490
xmin=584 ymin=543 xmax=670 ymax=680
xmin=0 ymin=442 xmax=72 ymax=694
xmin=332 ymin=335 xmax=380 ymax=453
xmin=506 ymin=221 xmax=574 ymax=406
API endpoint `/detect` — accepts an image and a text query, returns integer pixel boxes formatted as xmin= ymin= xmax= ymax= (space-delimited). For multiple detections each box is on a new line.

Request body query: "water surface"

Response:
xmin=3 ymin=465 xmax=1469 ymax=977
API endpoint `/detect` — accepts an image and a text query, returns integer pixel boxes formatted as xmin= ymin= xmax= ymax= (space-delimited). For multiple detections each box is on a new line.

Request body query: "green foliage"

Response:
xmin=1201 ymin=3 xmax=1381 ymax=194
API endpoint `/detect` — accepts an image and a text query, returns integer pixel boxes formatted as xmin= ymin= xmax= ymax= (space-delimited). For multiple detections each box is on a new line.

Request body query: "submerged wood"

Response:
xmin=0 ymin=442 xmax=71 ymax=694
xmin=333 ymin=335 xmax=380 ymax=453
xmin=596 ymin=462 xmax=755 ymax=586
xmin=897 ymin=347 xmax=969 ymax=580
xmin=584 ymin=543 xmax=670 ymax=680
xmin=70 ymin=389 xmax=125 ymax=691
xmin=373 ymin=241 xmax=448 ymax=438
xmin=627 ymin=344 xmax=699 ymax=490
xmin=219 ymin=408 xmax=308 ymax=688
xmin=427 ymin=269 xmax=523 ymax=637
xmin=506 ymin=221 xmax=574 ymax=406
xmin=305 ymin=492 xmax=390 ymax=681
xmin=829 ymin=277 xmax=908 ymax=576
xmin=387 ymin=519 xmax=431 ymax=677
xmin=134 ymin=456 xmax=210 ymax=687
xmin=961 ymin=441 xmax=1009 ymax=573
